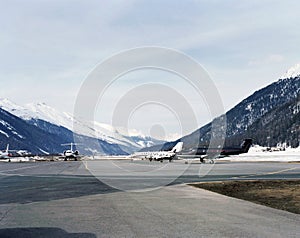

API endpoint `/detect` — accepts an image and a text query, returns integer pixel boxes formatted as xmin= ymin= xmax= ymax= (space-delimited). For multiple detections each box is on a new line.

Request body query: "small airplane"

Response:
xmin=0 ymin=144 xmax=11 ymax=159
xmin=131 ymin=142 xmax=184 ymax=162
xmin=177 ymin=139 xmax=253 ymax=163
xmin=0 ymin=144 xmax=31 ymax=162
xmin=61 ymin=143 xmax=81 ymax=161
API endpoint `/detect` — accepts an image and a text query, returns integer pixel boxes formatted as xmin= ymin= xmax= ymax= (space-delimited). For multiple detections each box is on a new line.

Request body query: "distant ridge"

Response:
xmin=0 ymin=107 xmax=127 ymax=155
xmin=0 ymin=99 xmax=164 ymax=154
xmin=146 ymin=64 xmax=300 ymax=151
xmin=1 ymin=63 xmax=299 ymax=154
xmin=243 ymin=94 xmax=300 ymax=147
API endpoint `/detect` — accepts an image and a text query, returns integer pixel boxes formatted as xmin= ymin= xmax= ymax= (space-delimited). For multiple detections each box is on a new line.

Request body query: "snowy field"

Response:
xmin=226 ymin=145 xmax=300 ymax=162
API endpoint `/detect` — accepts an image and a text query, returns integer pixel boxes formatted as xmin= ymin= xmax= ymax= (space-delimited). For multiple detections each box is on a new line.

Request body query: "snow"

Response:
xmin=245 ymin=103 xmax=252 ymax=111
xmin=38 ymin=148 xmax=50 ymax=155
xmin=0 ymin=98 xmax=34 ymax=120
xmin=225 ymin=145 xmax=300 ymax=162
xmin=0 ymin=119 xmax=11 ymax=127
xmin=293 ymin=101 xmax=300 ymax=114
xmin=0 ymin=98 xmax=158 ymax=149
xmin=0 ymin=130 xmax=9 ymax=137
xmin=280 ymin=63 xmax=300 ymax=79
xmin=136 ymin=140 xmax=154 ymax=148
xmin=11 ymin=130 xmax=24 ymax=139
xmin=0 ymin=118 xmax=24 ymax=139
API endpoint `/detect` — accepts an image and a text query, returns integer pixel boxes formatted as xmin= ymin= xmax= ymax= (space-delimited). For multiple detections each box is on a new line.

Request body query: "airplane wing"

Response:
xmin=176 ymin=153 xmax=224 ymax=164
xmin=176 ymin=154 xmax=208 ymax=163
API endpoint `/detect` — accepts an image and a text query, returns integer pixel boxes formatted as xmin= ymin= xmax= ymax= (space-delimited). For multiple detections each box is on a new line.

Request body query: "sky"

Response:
xmin=0 ymin=0 xmax=299 ymax=140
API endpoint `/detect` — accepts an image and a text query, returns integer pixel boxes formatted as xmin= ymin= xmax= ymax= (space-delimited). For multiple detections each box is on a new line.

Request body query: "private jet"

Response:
xmin=61 ymin=143 xmax=81 ymax=161
xmin=0 ymin=144 xmax=11 ymax=159
xmin=131 ymin=142 xmax=183 ymax=162
xmin=0 ymin=144 xmax=32 ymax=162
xmin=177 ymin=139 xmax=253 ymax=163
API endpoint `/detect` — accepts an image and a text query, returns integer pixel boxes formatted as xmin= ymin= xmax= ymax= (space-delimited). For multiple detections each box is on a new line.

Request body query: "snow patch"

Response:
xmin=11 ymin=130 xmax=24 ymax=139
xmin=245 ymin=103 xmax=252 ymax=111
xmin=38 ymin=148 xmax=50 ymax=155
xmin=226 ymin=145 xmax=300 ymax=162
xmin=0 ymin=130 xmax=9 ymax=137
xmin=280 ymin=63 xmax=300 ymax=79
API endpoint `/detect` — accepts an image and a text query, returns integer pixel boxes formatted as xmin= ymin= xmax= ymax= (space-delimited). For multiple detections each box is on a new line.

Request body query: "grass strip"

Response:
xmin=190 ymin=180 xmax=300 ymax=214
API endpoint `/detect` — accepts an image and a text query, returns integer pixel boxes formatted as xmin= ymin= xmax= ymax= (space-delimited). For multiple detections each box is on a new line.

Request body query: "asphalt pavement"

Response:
xmin=0 ymin=160 xmax=299 ymax=237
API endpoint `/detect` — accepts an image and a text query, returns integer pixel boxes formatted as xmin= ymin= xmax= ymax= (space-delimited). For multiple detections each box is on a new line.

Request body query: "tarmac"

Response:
xmin=0 ymin=160 xmax=299 ymax=237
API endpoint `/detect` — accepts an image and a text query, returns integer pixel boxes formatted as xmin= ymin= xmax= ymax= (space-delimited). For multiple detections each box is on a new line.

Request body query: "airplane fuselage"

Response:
xmin=131 ymin=142 xmax=184 ymax=162
xmin=177 ymin=139 xmax=252 ymax=163
xmin=132 ymin=151 xmax=176 ymax=161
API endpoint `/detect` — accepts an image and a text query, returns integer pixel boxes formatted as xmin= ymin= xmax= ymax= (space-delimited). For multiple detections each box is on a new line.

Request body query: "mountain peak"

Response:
xmin=36 ymin=102 xmax=47 ymax=106
xmin=280 ymin=63 xmax=300 ymax=79
xmin=0 ymin=98 xmax=18 ymax=108
xmin=0 ymin=98 xmax=30 ymax=117
xmin=0 ymin=99 xmax=163 ymax=151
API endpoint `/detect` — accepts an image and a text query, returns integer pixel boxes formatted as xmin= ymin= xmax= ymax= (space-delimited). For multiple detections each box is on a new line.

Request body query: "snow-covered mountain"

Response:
xmin=0 ymin=107 xmax=72 ymax=154
xmin=280 ymin=63 xmax=300 ymax=79
xmin=146 ymin=63 xmax=300 ymax=151
xmin=0 ymin=106 xmax=128 ymax=155
xmin=0 ymin=99 xmax=163 ymax=153
xmin=195 ymin=64 xmax=300 ymax=147
xmin=243 ymin=94 xmax=300 ymax=148
xmin=224 ymin=73 xmax=300 ymax=137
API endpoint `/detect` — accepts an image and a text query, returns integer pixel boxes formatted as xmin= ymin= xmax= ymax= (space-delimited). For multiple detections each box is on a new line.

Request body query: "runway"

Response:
xmin=0 ymin=160 xmax=299 ymax=237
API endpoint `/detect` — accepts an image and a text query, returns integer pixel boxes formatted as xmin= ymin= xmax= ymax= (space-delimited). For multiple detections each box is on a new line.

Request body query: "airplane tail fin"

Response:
xmin=6 ymin=144 xmax=9 ymax=153
xmin=171 ymin=142 xmax=183 ymax=153
xmin=240 ymin=139 xmax=252 ymax=153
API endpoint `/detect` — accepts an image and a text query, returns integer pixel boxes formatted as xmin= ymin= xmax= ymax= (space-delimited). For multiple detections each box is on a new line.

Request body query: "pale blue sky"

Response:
xmin=0 ymin=0 xmax=299 ymax=139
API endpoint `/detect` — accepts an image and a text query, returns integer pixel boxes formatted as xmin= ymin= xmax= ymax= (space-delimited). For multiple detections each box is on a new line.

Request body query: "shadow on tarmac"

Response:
xmin=0 ymin=227 xmax=96 ymax=238
xmin=0 ymin=174 xmax=118 ymax=204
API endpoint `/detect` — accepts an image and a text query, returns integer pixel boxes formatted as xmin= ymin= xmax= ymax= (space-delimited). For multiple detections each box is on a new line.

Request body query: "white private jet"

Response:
xmin=131 ymin=142 xmax=183 ymax=162
xmin=0 ymin=144 xmax=31 ymax=162
xmin=0 ymin=144 xmax=11 ymax=159
xmin=61 ymin=143 xmax=81 ymax=161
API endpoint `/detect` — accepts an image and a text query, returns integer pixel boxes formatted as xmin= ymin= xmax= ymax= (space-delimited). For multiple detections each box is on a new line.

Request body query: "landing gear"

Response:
xmin=199 ymin=158 xmax=215 ymax=164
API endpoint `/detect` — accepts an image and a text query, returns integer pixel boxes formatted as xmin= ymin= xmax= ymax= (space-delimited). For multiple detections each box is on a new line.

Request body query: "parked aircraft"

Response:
xmin=131 ymin=142 xmax=184 ymax=162
xmin=61 ymin=143 xmax=81 ymax=161
xmin=219 ymin=139 xmax=253 ymax=156
xmin=0 ymin=144 xmax=11 ymax=159
xmin=0 ymin=144 xmax=31 ymax=162
xmin=177 ymin=139 xmax=253 ymax=163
